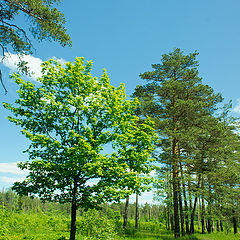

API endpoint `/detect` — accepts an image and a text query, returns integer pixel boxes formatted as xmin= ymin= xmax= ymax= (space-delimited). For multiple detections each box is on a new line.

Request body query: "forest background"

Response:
xmin=1 ymin=0 xmax=240 ymax=240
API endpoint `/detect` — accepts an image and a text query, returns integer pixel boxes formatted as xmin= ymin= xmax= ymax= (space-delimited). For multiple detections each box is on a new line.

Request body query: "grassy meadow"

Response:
xmin=0 ymin=206 xmax=239 ymax=240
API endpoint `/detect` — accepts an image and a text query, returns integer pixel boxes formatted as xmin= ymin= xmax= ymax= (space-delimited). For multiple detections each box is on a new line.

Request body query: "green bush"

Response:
xmin=138 ymin=220 xmax=162 ymax=232
xmin=77 ymin=209 xmax=117 ymax=240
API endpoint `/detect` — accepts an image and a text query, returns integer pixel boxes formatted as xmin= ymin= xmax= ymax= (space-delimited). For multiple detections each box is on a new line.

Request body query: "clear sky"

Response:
xmin=1 ymin=0 xmax=240 ymax=204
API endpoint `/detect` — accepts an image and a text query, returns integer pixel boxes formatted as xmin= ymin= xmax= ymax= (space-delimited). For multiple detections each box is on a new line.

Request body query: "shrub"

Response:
xmin=77 ymin=209 xmax=117 ymax=240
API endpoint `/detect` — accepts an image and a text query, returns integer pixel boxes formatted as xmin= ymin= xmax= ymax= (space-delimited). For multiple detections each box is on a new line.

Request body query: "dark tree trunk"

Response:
xmin=233 ymin=210 xmax=238 ymax=234
xmin=70 ymin=200 xmax=77 ymax=240
xmin=201 ymin=203 xmax=205 ymax=234
xmin=216 ymin=220 xmax=219 ymax=232
xmin=190 ymin=195 xmax=198 ymax=234
xmin=135 ymin=193 xmax=139 ymax=229
xmin=123 ymin=196 xmax=129 ymax=229
xmin=70 ymin=178 xmax=78 ymax=240
xmin=220 ymin=220 xmax=223 ymax=232
xmin=170 ymin=213 xmax=174 ymax=231
xmin=207 ymin=219 xmax=211 ymax=233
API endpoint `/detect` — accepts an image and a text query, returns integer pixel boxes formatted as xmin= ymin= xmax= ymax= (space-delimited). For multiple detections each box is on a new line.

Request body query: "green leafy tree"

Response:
xmin=3 ymin=57 xmax=156 ymax=240
xmin=0 ymin=0 xmax=71 ymax=93
xmin=116 ymin=115 xmax=156 ymax=229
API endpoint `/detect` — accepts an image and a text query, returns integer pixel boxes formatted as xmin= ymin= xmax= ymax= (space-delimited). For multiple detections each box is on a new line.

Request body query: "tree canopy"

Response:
xmin=0 ymin=0 xmax=71 ymax=55
xmin=3 ymin=57 xmax=157 ymax=240
xmin=0 ymin=0 xmax=71 ymax=93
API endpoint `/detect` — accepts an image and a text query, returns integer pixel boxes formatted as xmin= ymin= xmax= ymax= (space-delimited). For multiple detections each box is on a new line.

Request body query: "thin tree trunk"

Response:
xmin=187 ymin=163 xmax=193 ymax=224
xmin=180 ymin=162 xmax=189 ymax=234
xmin=70 ymin=178 xmax=78 ymax=240
xmin=220 ymin=220 xmax=223 ymax=232
xmin=167 ymin=163 xmax=172 ymax=231
xmin=207 ymin=183 xmax=212 ymax=234
xmin=184 ymin=201 xmax=190 ymax=234
xmin=190 ymin=195 xmax=198 ymax=234
xmin=123 ymin=196 xmax=129 ymax=229
xmin=135 ymin=193 xmax=139 ymax=229
xmin=190 ymin=175 xmax=201 ymax=235
xmin=170 ymin=213 xmax=174 ymax=231
xmin=166 ymin=163 xmax=170 ymax=231
xmin=207 ymin=219 xmax=211 ymax=233
xmin=201 ymin=174 xmax=205 ymax=234
xmin=201 ymin=202 xmax=205 ymax=234
xmin=172 ymin=138 xmax=180 ymax=238
xmin=197 ymin=197 xmax=200 ymax=230
xmin=216 ymin=220 xmax=219 ymax=232
xmin=70 ymin=200 xmax=77 ymax=240
xmin=167 ymin=206 xmax=170 ymax=230
xmin=178 ymin=181 xmax=185 ymax=236
xmin=233 ymin=210 xmax=238 ymax=234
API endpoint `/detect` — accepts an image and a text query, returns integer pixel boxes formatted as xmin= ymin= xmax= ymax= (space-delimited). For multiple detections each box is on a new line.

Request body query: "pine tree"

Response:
xmin=133 ymin=48 xmax=222 ymax=237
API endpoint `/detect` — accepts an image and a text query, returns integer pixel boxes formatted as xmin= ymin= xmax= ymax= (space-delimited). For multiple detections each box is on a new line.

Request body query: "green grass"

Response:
xmin=1 ymin=207 xmax=239 ymax=240
xmin=2 ymin=225 xmax=240 ymax=240
xmin=122 ymin=229 xmax=240 ymax=240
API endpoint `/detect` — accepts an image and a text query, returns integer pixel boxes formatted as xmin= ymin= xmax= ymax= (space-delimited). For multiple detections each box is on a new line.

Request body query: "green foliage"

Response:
xmin=132 ymin=48 xmax=240 ymax=238
xmin=133 ymin=48 xmax=223 ymax=140
xmin=0 ymin=0 xmax=71 ymax=56
xmin=1 ymin=203 xmax=239 ymax=240
xmin=77 ymin=209 xmax=117 ymax=240
xmin=4 ymin=57 xmax=156 ymax=208
xmin=0 ymin=205 xmax=118 ymax=240
xmin=0 ymin=205 xmax=69 ymax=239
xmin=3 ymin=57 xmax=157 ymax=240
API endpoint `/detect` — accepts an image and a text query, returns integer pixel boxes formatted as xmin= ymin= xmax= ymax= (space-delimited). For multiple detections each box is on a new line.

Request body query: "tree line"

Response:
xmin=0 ymin=189 xmax=164 ymax=223
xmin=132 ymin=48 xmax=240 ymax=237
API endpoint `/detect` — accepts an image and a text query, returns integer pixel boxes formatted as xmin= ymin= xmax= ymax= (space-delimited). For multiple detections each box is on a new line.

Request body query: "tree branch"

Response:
xmin=1 ymin=19 xmax=33 ymax=49
xmin=4 ymin=0 xmax=43 ymax=21
xmin=0 ymin=70 xmax=7 ymax=95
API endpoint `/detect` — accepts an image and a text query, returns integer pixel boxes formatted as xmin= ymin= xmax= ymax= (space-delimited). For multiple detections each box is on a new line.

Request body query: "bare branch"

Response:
xmin=0 ymin=70 xmax=7 ymax=95
xmin=0 ymin=42 xmax=7 ymax=62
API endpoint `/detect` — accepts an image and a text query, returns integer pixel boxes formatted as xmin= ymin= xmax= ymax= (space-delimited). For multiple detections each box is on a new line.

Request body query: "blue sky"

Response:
xmin=1 ymin=0 xmax=240 ymax=204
